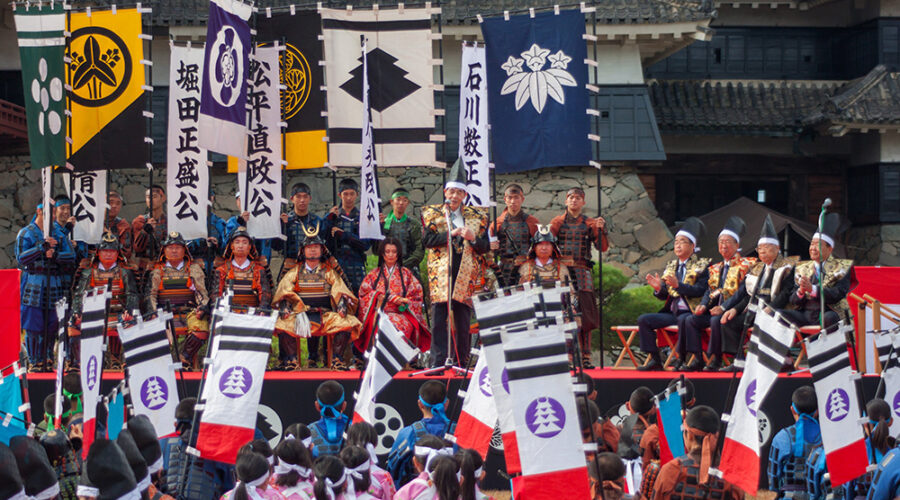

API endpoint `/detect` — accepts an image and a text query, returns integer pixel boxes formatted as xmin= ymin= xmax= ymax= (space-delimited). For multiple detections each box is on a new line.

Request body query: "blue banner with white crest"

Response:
xmin=482 ymin=10 xmax=591 ymax=173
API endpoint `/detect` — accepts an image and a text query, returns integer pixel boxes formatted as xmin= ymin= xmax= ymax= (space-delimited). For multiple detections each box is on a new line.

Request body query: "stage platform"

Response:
xmin=26 ymin=369 xmax=879 ymax=490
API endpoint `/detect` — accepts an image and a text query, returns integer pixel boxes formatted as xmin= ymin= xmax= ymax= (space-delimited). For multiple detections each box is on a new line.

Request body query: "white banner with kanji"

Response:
xmin=459 ymin=43 xmax=491 ymax=207
xmin=236 ymin=46 xmax=283 ymax=241
xmin=66 ymin=170 xmax=107 ymax=244
xmin=167 ymin=44 xmax=209 ymax=240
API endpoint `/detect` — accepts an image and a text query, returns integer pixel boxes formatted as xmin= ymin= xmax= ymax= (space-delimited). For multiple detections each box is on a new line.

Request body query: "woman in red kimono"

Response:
xmin=356 ymin=237 xmax=430 ymax=355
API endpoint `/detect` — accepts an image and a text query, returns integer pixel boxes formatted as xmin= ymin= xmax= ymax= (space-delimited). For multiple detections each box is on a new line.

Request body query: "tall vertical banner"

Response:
xmin=66 ymin=170 xmax=107 ymax=244
xmin=806 ymin=327 xmax=869 ymax=486
xmin=196 ymin=310 xmax=275 ymax=464
xmin=502 ymin=324 xmax=590 ymax=499
xmin=716 ymin=309 xmax=795 ymax=494
xmin=459 ymin=44 xmax=491 ymax=207
xmin=880 ymin=333 xmax=900 ymax=436
xmin=321 ymin=7 xmax=438 ymax=167
xmin=119 ymin=312 xmax=178 ymax=438
xmin=199 ymin=0 xmax=252 ymax=158
xmin=236 ymin=46 xmax=283 ymax=241
xmin=258 ymin=11 xmax=327 ymax=169
xmin=482 ymin=10 xmax=591 ymax=173
xmin=359 ymin=39 xmax=383 ymax=241
xmin=67 ymin=8 xmax=146 ymax=171
xmin=14 ymin=2 xmax=66 ymax=170
xmin=168 ymin=44 xmax=209 ymax=240
xmin=79 ymin=286 xmax=110 ymax=459
xmin=353 ymin=314 xmax=418 ymax=424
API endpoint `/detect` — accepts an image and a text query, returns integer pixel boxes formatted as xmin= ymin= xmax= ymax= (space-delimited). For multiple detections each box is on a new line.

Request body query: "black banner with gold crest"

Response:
xmin=259 ymin=10 xmax=326 ymax=169
xmin=66 ymin=8 xmax=146 ymax=171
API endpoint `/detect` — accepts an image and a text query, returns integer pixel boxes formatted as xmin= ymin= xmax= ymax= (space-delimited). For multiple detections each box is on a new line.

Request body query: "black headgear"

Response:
xmin=223 ymin=227 xmax=258 ymax=260
xmin=38 ymin=429 xmax=74 ymax=468
xmin=0 ymin=441 xmax=25 ymax=500
xmin=445 ymin=158 xmax=467 ymax=192
xmin=125 ymin=415 xmax=163 ymax=476
xmin=297 ymin=222 xmax=327 ymax=259
xmin=338 ymin=178 xmax=359 ymax=194
xmin=86 ymin=439 xmax=138 ymax=500
xmin=813 ymin=212 xmax=841 ymax=248
xmin=98 ymin=231 xmax=120 ymax=252
xmin=718 ymin=216 xmax=746 ymax=246
xmin=159 ymin=231 xmax=192 ymax=262
xmin=528 ymin=224 xmax=560 ymax=260
xmin=291 ymin=183 xmax=311 ymax=196
xmin=116 ymin=430 xmax=150 ymax=493
xmin=758 ymin=214 xmax=779 ymax=248
xmin=10 ymin=436 xmax=58 ymax=500
xmin=675 ymin=217 xmax=706 ymax=251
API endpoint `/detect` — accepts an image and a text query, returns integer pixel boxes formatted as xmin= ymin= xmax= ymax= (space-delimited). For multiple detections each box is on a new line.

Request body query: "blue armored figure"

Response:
xmin=16 ymin=200 xmax=76 ymax=372
xmin=842 ymin=399 xmax=895 ymax=500
xmin=186 ymin=189 xmax=227 ymax=288
xmin=326 ymin=178 xmax=370 ymax=293
xmin=387 ymin=380 xmax=452 ymax=488
xmin=308 ymin=380 xmax=350 ymax=458
xmin=868 ymin=445 xmax=900 ymax=500
xmin=768 ymin=385 xmax=822 ymax=500
xmin=281 ymin=182 xmax=330 ymax=280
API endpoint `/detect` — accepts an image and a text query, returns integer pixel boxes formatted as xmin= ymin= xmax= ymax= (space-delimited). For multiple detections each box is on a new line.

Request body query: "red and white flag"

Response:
xmin=119 ymin=311 xmax=179 ymax=438
xmin=79 ymin=286 xmax=110 ymax=459
xmin=353 ymin=314 xmax=419 ymax=424
xmin=452 ymin=349 xmax=498 ymax=459
xmin=878 ymin=332 xmax=900 ymax=436
xmin=806 ymin=324 xmax=869 ymax=486
xmin=716 ymin=307 xmax=794 ymax=494
xmin=195 ymin=309 xmax=274 ymax=464
xmin=473 ymin=288 xmax=540 ymax=475
xmin=502 ymin=323 xmax=590 ymax=500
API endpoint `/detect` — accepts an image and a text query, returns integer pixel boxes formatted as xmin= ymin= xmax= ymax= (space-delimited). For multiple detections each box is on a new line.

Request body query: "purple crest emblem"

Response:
xmin=825 ymin=388 xmax=850 ymax=422
xmin=85 ymin=355 xmax=99 ymax=391
xmin=893 ymin=391 xmax=900 ymax=418
xmin=525 ymin=397 xmax=566 ymax=438
xmin=219 ymin=366 xmax=252 ymax=399
xmin=478 ymin=367 xmax=492 ymax=397
xmin=140 ymin=376 xmax=169 ymax=410
xmin=745 ymin=380 xmax=757 ymax=417
xmin=501 ymin=368 xmax=510 ymax=394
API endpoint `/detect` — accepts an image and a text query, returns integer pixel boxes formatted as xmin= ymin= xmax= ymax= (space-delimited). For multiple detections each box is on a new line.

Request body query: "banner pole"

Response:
xmin=590 ymin=9 xmax=603 ymax=370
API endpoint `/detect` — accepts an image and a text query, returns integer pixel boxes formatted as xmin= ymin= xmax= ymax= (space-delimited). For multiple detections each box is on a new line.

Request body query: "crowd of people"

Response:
xmin=15 ymin=367 xmax=900 ymax=500
xmin=634 ymin=212 xmax=853 ymax=372
xmin=15 ymin=168 xmax=607 ymax=373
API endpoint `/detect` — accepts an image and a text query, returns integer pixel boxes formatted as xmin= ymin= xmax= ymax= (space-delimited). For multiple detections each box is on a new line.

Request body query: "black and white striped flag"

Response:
xmin=354 ymin=314 xmax=419 ymax=424
xmin=79 ymin=285 xmax=109 ymax=459
xmin=119 ymin=311 xmax=178 ymax=438
xmin=500 ymin=323 xmax=590 ymax=496
xmin=196 ymin=309 xmax=275 ymax=464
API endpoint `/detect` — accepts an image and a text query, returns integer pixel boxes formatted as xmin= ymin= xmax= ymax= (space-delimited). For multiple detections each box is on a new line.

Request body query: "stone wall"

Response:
xmin=0 ymin=155 xmax=673 ymax=280
xmin=846 ymin=224 xmax=900 ymax=267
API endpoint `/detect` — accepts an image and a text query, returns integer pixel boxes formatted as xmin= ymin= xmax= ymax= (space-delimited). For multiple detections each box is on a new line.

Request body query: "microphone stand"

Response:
xmin=817 ymin=203 xmax=827 ymax=332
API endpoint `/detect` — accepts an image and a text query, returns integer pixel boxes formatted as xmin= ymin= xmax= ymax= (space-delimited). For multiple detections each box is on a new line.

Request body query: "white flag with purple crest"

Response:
xmin=119 ymin=311 xmax=178 ymax=438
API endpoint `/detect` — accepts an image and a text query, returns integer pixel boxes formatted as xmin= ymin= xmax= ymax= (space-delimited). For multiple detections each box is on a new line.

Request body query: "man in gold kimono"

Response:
xmin=145 ymin=231 xmax=210 ymax=369
xmin=637 ymin=217 xmax=711 ymax=371
xmin=781 ymin=212 xmax=853 ymax=329
xmin=273 ymin=224 xmax=361 ymax=370
xmin=421 ymin=163 xmax=490 ymax=368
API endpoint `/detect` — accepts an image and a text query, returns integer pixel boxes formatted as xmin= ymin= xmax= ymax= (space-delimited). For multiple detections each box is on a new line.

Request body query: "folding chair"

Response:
xmin=656 ymin=326 xmax=680 ymax=369
xmin=793 ymin=326 xmax=821 ymax=368
xmin=612 ymin=326 xmax=641 ymax=369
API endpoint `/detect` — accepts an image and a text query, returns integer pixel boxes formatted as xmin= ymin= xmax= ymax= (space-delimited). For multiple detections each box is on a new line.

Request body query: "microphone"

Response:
xmin=822 ymin=198 xmax=832 ymax=209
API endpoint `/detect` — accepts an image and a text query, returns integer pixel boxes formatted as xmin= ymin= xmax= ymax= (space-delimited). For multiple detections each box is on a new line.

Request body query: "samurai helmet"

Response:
xmin=159 ymin=231 xmax=192 ymax=262
xmin=297 ymin=222 xmax=328 ymax=260
xmin=98 ymin=231 xmax=119 ymax=252
xmin=224 ymin=226 xmax=258 ymax=260
xmin=528 ymin=225 xmax=560 ymax=260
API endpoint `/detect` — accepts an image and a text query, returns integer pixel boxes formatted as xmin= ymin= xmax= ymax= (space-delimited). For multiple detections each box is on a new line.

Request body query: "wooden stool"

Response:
xmin=793 ymin=326 xmax=822 ymax=368
xmin=612 ymin=326 xmax=641 ymax=369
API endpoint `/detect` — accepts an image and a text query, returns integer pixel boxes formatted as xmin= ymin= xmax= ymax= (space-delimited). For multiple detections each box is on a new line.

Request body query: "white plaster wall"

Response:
xmin=594 ymin=44 xmax=644 ymax=85
xmin=0 ymin=1 xmax=22 ymax=71
xmin=880 ymin=132 xmax=900 ymax=162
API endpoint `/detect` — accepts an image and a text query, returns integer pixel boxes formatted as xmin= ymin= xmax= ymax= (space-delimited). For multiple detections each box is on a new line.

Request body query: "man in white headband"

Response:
xmin=638 ymin=217 xmax=711 ymax=371
xmin=676 ymin=216 xmax=754 ymax=372
xmin=716 ymin=214 xmax=796 ymax=372
xmin=781 ymin=212 xmax=853 ymax=330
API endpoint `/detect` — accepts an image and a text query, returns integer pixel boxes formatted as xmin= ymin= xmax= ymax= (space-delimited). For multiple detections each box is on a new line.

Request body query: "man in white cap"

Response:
xmin=781 ymin=212 xmax=853 ymax=329
xmin=716 ymin=214 xmax=796 ymax=372
xmin=637 ymin=217 xmax=711 ymax=371
xmin=421 ymin=162 xmax=490 ymax=367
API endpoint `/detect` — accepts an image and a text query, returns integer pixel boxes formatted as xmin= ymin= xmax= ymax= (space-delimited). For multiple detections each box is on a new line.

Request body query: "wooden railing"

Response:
xmin=851 ymin=293 xmax=900 ymax=374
